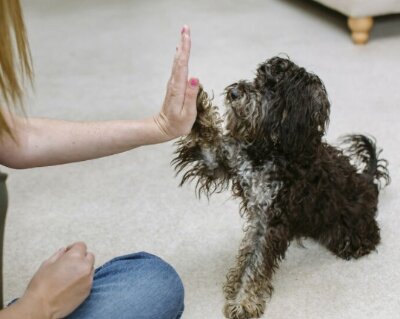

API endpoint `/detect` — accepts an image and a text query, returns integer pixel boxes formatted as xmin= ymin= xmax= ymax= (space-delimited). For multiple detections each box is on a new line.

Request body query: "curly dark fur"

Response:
xmin=172 ymin=56 xmax=390 ymax=319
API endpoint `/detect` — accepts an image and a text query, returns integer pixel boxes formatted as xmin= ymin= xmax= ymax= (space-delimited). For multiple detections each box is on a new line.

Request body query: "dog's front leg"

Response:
xmin=224 ymin=217 xmax=289 ymax=319
xmin=173 ymin=87 xmax=230 ymax=196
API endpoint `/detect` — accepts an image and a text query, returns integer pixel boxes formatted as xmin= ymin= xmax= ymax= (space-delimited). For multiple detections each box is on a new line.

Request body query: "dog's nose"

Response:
xmin=228 ymin=87 xmax=240 ymax=101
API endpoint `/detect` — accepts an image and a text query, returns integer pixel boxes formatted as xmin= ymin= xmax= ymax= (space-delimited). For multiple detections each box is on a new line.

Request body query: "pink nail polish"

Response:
xmin=181 ymin=26 xmax=186 ymax=34
xmin=190 ymin=78 xmax=199 ymax=86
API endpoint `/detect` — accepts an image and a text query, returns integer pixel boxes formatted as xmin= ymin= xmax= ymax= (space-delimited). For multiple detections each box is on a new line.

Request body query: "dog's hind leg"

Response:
xmin=320 ymin=213 xmax=380 ymax=260
xmin=223 ymin=219 xmax=289 ymax=319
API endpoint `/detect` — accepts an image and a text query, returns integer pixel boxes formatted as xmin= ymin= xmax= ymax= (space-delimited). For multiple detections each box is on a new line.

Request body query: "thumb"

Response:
xmin=46 ymin=247 xmax=67 ymax=264
xmin=182 ymin=78 xmax=200 ymax=116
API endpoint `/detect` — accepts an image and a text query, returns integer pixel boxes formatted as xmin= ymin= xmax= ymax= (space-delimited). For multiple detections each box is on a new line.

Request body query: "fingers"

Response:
xmin=158 ymin=25 xmax=198 ymax=138
xmin=66 ymin=242 xmax=95 ymax=268
xmin=168 ymin=26 xmax=191 ymax=97
xmin=44 ymin=242 xmax=90 ymax=266
xmin=182 ymin=78 xmax=200 ymax=115
xmin=66 ymin=241 xmax=88 ymax=258
xmin=85 ymin=252 xmax=95 ymax=269
xmin=179 ymin=25 xmax=191 ymax=54
xmin=176 ymin=26 xmax=191 ymax=82
xmin=172 ymin=25 xmax=191 ymax=76
xmin=46 ymin=247 xmax=67 ymax=264
xmin=180 ymin=25 xmax=191 ymax=58
xmin=66 ymin=242 xmax=95 ymax=275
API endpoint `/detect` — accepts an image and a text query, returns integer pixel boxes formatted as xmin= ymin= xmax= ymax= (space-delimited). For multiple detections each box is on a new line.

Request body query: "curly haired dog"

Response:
xmin=172 ymin=56 xmax=390 ymax=319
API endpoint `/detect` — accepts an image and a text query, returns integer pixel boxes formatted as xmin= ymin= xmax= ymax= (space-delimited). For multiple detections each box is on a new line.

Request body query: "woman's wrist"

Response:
xmin=152 ymin=113 xmax=178 ymax=142
xmin=130 ymin=115 xmax=177 ymax=146
xmin=16 ymin=292 xmax=51 ymax=319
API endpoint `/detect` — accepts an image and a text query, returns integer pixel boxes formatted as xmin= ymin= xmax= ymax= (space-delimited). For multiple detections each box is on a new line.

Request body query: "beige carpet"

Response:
xmin=3 ymin=0 xmax=400 ymax=318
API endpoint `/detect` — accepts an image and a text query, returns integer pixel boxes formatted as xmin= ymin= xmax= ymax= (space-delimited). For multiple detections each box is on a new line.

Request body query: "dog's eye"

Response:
xmin=228 ymin=88 xmax=240 ymax=100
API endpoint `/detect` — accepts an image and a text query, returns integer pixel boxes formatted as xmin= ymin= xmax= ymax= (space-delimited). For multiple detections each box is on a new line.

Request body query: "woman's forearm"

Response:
xmin=0 ymin=296 xmax=46 ymax=319
xmin=0 ymin=304 xmax=30 ymax=319
xmin=0 ymin=26 xmax=199 ymax=169
xmin=0 ymin=114 xmax=169 ymax=169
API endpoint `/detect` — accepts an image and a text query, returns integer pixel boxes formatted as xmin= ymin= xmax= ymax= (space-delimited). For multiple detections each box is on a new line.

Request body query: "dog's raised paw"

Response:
xmin=223 ymin=299 xmax=266 ymax=319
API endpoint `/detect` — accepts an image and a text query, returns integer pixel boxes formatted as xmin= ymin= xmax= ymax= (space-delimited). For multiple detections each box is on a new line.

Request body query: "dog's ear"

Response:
xmin=281 ymin=80 xmax=329 ymax=153
xmin=263 ymin=70 xmax=330 ymax=154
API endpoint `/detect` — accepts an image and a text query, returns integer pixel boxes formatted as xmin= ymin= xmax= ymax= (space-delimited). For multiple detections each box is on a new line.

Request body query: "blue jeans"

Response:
xmin=10 ymin=252 xmax=185 ymax=319
xmin=67 ymin=252 xmax=184 ymax=319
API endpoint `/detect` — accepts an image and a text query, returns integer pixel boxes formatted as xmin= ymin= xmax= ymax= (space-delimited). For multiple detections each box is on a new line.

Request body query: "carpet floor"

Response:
xmin=3 ymin=0 xmax=400 ymax=318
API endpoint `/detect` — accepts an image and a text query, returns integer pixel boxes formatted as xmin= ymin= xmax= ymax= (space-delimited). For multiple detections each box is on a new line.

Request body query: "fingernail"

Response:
xmin=190 ymin=78 xmax=199 ymax=87
xmin=181 ymin=25 xmax=189 ymax=35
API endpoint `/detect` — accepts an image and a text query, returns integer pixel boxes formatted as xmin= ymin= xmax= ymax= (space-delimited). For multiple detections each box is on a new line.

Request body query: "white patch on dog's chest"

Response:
xmin=236 ymin=160 xmax=282 ymax=211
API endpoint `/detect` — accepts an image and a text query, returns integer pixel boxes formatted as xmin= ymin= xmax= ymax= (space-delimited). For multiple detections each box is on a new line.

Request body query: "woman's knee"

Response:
xmin=100 ymin=251 xmax=184 ymax=318
xmin=132 ymin=252 xmax=184 ymax=304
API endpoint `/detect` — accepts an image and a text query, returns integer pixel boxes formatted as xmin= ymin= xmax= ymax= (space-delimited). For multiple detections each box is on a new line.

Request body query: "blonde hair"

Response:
xmin=0 ymin=0 xmax=33 ymax=136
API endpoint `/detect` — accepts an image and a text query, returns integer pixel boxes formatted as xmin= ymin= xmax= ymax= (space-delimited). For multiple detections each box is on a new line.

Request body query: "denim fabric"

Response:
xmin=65 ymin=252 xmax=184 ymax=319
xmin=8 ymin=252 xmax=184 ymax=319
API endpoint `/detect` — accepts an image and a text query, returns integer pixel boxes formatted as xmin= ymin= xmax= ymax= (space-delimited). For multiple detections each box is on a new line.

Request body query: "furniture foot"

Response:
xmin=347 ymin=16 xmax=374 ymax=44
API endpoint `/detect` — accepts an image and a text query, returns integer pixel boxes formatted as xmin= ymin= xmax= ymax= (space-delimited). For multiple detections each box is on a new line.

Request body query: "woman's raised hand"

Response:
xmin=154 ymin=25 xmax=199 ymax=140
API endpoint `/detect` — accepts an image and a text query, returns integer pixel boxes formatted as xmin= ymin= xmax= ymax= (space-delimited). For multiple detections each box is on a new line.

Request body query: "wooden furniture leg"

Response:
xmin=348 ymin=16 xmax=374 ymax=44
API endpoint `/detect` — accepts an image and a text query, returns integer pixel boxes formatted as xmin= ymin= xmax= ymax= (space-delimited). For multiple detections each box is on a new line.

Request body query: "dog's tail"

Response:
xmin=340 ymin=134 xmax=390 ymax=188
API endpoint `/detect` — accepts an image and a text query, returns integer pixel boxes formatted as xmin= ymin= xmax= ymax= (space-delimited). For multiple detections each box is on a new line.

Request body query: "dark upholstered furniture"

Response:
xmin=0 ymin=171 xmax=8 ymax=309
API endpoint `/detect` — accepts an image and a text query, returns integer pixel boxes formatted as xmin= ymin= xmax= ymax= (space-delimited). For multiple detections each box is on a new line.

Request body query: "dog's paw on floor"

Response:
xmin=223 ymin=298 xmax=266 ymax=319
